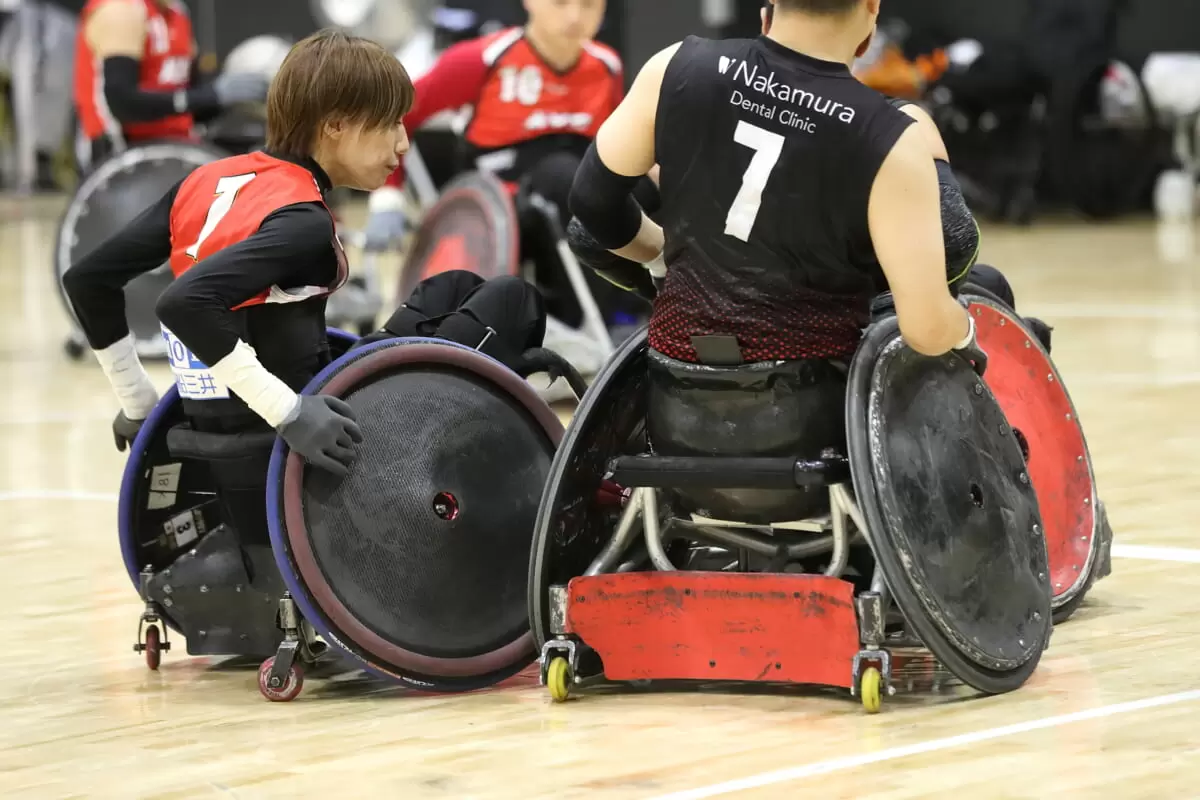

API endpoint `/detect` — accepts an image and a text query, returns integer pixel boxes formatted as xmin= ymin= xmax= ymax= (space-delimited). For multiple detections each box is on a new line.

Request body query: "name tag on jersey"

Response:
xmin=161 ymin=325 xmax=230 ymax=400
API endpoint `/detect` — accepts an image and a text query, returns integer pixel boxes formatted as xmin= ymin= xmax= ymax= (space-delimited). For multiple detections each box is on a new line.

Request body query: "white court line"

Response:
xmin=1112 ymin=544 xmax=1200 ymax=563
xmin=648 ymin=689 xmax=1200 ymax=800
xmin=0 ymin=489 xmax=117 ymax=502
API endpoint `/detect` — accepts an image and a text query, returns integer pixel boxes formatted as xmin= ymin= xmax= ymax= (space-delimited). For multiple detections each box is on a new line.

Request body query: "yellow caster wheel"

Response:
xmin=860 ymin=666 xmax=883 ymax=714
xmin=546 ymin=656 xmax=572 ymax=703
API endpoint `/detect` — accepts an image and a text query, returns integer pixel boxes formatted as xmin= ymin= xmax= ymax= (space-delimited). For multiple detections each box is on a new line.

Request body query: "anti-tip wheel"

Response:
xmin=860 ymin=666 xmax=883 ymax=714
xmin=546 ymin=656 xmax=572 ymax=703
xmin=258 ymin=657 xmax=304 ymax=702
xmin=144 ymin=625 xmax=161 ymax=671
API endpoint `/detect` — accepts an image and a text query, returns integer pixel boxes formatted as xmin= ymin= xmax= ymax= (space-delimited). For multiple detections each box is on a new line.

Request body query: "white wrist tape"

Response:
xmin=952 ymin=312 xmax=976 ymax=351
xmin=205 ymin=339 xmax=301 ymax=428
xmin=644 ymin=251 xmax=667 ymax=279
xmin=368 ymin=185 xmax=405 ymax=213
xmin=93 ymin=334 xmax=159 ymax=420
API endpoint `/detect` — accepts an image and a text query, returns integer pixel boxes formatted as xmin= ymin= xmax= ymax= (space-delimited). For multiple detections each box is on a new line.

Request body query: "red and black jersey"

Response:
xmin=169 ymin=151 xmax=347 ymax=307
xmin=386 ymin=27 xmax=624 ymax=188
xmin=75 ymin=0 xmax=195 ymax=144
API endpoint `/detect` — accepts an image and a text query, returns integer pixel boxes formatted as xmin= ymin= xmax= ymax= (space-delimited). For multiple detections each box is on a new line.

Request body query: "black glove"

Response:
xmin=112 ymin=411 xmax=145 ymax=453
xmin=277 ymin=395 xmax=364 ymax=477
xmin=953 ymin=306 xmax=988 ymax=377
xmin=566 ymin=217 xmax=658 ymax=303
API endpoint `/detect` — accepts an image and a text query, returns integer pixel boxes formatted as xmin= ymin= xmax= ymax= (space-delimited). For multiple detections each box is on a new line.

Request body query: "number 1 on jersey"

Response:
xmin=724 ymin=121 xmax=785 ymax=242
xmin=185 ymin=172 xmax=257 ymax=260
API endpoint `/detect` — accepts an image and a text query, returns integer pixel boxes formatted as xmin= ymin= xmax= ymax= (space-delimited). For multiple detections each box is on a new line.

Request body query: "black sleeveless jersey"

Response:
xmin=650 ymin=35 xmax=914 ymax=363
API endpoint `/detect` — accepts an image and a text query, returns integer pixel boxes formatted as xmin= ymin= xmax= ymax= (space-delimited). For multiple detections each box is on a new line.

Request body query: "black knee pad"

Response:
xmin=458 ymin=274 xmax=547 ymax=352
xmin=376 ymin=270 xmax=487 ymax=340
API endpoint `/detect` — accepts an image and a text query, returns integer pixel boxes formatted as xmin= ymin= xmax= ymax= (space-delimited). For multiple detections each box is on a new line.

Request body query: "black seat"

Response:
xmin=645 ymin=347 xmax=848 ymax=525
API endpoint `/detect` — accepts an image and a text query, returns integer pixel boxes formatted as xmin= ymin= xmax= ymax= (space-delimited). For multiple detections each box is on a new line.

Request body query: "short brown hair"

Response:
xmin=774 ymin=0 xmax=860 ymax=14
xmin=266 ymin=29 xmax=415 ymax=156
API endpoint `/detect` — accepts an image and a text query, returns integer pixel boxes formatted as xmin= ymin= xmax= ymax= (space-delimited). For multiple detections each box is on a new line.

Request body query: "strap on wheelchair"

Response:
xmin=166 ymin=425 xmax=278 ymax=463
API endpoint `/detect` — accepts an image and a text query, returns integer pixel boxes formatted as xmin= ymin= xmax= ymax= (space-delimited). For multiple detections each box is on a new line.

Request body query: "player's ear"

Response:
xmin=323 ymin=116 xmax=347 ymax=141
xmin=864 ymin=0 xmax=881 ymax=16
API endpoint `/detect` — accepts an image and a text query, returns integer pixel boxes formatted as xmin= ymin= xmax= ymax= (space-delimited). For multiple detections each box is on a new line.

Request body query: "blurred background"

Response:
xmin=1 ymin=0 xmax=1196 ymax=220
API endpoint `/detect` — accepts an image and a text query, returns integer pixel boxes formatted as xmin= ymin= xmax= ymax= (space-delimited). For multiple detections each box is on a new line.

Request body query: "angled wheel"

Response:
xmin=845 ymin=315 xmax=1052 ymax=696
xmin=267 ymin=337 xmax=564 ymax=692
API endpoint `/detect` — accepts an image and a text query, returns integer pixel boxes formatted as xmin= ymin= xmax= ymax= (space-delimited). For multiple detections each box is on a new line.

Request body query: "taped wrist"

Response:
xmin=568 ymin=145 xmax=645 ymax=250
xmin=93 ymin=334 xmax=159 ymax=420
xmin=205 ymin=339 xmax=300 ymax=428
xmin=952 ymin=311 xmax=977 ymax=351
xmin=566 ymin=216 xmax=657 ymax=302
xmin=937 ymin=159 xmax=981 ymax=287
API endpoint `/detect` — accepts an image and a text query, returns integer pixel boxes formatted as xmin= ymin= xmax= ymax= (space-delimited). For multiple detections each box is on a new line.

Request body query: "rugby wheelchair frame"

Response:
xmin=530 ymin=291 xmax=1103 ymax=712
xmin=120 ymin=324 xmax=587 ymax=700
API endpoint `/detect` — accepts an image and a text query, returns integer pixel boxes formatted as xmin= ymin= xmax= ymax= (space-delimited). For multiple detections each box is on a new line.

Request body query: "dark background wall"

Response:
xmin=42 ymin=0 xmax=1200 ymax=70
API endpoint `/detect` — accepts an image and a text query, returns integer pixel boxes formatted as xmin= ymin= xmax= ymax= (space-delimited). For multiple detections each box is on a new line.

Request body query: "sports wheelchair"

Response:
xmin=120 ymin=327 xmax=587 ymax=702
xmin=529 ymin=290 xmax=1108 ymax=712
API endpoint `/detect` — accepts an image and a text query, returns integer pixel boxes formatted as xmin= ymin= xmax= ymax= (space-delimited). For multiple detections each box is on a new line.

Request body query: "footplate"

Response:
xmin=563 ymin=572 xmax=860 ymax=687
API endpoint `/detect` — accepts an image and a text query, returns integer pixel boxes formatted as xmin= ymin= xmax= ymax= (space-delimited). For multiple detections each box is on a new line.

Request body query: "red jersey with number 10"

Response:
xmin=386 ymin=28 xmax=624 ymax=187
xmin=168 ymin=152 xmax=347 ymax=308
xmin=75 ymin=0 xmax=196 ymax=143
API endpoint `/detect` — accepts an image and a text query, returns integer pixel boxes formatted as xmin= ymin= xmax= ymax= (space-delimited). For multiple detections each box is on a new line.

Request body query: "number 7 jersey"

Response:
xmin=650 ymin=34 xmax=915 ymax=363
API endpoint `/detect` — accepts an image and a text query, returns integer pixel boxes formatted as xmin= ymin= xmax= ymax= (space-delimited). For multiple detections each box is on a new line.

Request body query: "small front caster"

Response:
xmin=258 ymin=656 xmax=304 ymax=702
xmin=133 ymin=565 xmax=170 ymax=669
xmin=143 ymin=625 xmax=162 ymax=670
xmin=546 ymin=656 xmax=572 ymax=703
xmin=859 ymin=666 xmax=883 ymax=714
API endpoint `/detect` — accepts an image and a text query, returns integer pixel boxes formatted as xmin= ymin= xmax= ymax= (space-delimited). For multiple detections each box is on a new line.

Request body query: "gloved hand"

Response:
xmin=566 ymin=216 xmax=657 ymax=302
xmin=112 ymin=410 xmax=146 ymax=453
xmin=953 ymin=303 xmax=988 ymax=376
xmin=277 ymin=395 xmax=364 ymax=477
xmin=362 ymin=207 xmax=407 ymax=252
xmin=213 ymin=72 xmax=270 ymax=107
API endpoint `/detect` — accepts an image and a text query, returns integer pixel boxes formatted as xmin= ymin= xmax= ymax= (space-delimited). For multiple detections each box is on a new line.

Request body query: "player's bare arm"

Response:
xmin=868 ymin=125 xmax=970 ymax=355
xmin=84 ymin=0 xmax=147 ymax=59
xmin=570 ymin=43 xmax=680 ymax=265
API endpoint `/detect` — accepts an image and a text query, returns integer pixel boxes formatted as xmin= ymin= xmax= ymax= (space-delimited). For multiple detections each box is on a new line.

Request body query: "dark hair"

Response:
xmin=772 ymin=0 xmax=860 ymax=15
xmin=266 ymin=29 xmax=415 ymax=156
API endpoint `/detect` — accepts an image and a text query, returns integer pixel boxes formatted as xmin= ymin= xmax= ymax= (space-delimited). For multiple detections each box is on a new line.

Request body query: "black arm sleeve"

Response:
xmin=102 ymin=56 xmax=221 ymax=124
xmin=155 ymin=203 xmax=337 ymax=368
xmin=568 ymin=143 xmax=646 ymax=250
xmin=61 ymin=181 xmax=179 ymax=350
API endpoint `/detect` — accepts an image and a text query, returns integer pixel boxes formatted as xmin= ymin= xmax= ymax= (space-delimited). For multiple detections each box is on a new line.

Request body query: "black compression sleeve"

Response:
xmin=101 ymin=56 xmax=221 ymax=124
xmin=62 ymin=181 xmax=179 ymax=350
xmin=936 ymin=159 xmax=980 ymax=285
xmin=155 ymin=203 xmax=337 ymax=367
xmin=568 ymin=144 xmax=645 ymax=251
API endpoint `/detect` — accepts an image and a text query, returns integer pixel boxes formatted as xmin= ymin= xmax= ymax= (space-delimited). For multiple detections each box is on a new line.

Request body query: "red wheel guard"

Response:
xmin=564 ymin=572 xmax=860 ymax=688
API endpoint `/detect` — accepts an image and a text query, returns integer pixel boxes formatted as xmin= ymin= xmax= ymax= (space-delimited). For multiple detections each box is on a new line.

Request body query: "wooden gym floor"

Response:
xmin=1 ymin=194 xmax=1198 ymax=798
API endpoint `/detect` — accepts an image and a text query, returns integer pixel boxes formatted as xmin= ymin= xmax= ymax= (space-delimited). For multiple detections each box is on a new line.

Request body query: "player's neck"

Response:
xmin=523 ymin=26 xmax=583 ymax=72
xmin=766 ymin=13 xmax=861 ymax=67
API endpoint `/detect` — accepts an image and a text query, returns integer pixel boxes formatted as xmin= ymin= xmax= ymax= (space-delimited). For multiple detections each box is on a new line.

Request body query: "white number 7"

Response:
xmin=724 ymin=121 xmax=785 ymax=242
xmin=185 ymin=172 xmax=257 ymax=260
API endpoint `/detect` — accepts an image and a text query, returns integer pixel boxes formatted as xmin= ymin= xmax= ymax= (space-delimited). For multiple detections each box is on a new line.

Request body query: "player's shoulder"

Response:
xmin=581 ymin=39 xmax=623 ymax=75
xmin=478 ymin=26 xmax=526 ymax=67
xmin=84 ymin=0 xmax=148 ymax=24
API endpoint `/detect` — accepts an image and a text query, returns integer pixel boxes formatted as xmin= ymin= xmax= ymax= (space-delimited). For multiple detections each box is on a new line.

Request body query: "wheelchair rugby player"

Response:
xmin=531 ymin=0 xmax=1108 ymax=710
xmin=63 ymin=31 xmax=572 ymax=699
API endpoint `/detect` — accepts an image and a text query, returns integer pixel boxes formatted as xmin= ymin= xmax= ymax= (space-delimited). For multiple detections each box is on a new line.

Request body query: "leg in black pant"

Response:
xmin=358 ymin=270 xmax=546 ymax=371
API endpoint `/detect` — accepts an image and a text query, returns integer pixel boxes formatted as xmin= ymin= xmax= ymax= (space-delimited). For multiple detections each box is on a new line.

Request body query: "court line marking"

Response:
xmin=1111 ymin=544 xmax=1200 ymax=563
xmin=647 ymin=689 xmax=1200 ymax=800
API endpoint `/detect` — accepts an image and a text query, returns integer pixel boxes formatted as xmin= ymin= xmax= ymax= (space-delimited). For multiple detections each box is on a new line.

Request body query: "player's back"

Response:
xmin=651 ymin=35 xmax=913 ymax=364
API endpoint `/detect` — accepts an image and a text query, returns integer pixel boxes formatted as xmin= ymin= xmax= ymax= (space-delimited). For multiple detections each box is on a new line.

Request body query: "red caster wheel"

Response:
xmin=144 ymin=625 xmax=162 ymax=671
xmin=258 ymin=657 xmax=304 ymax=702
